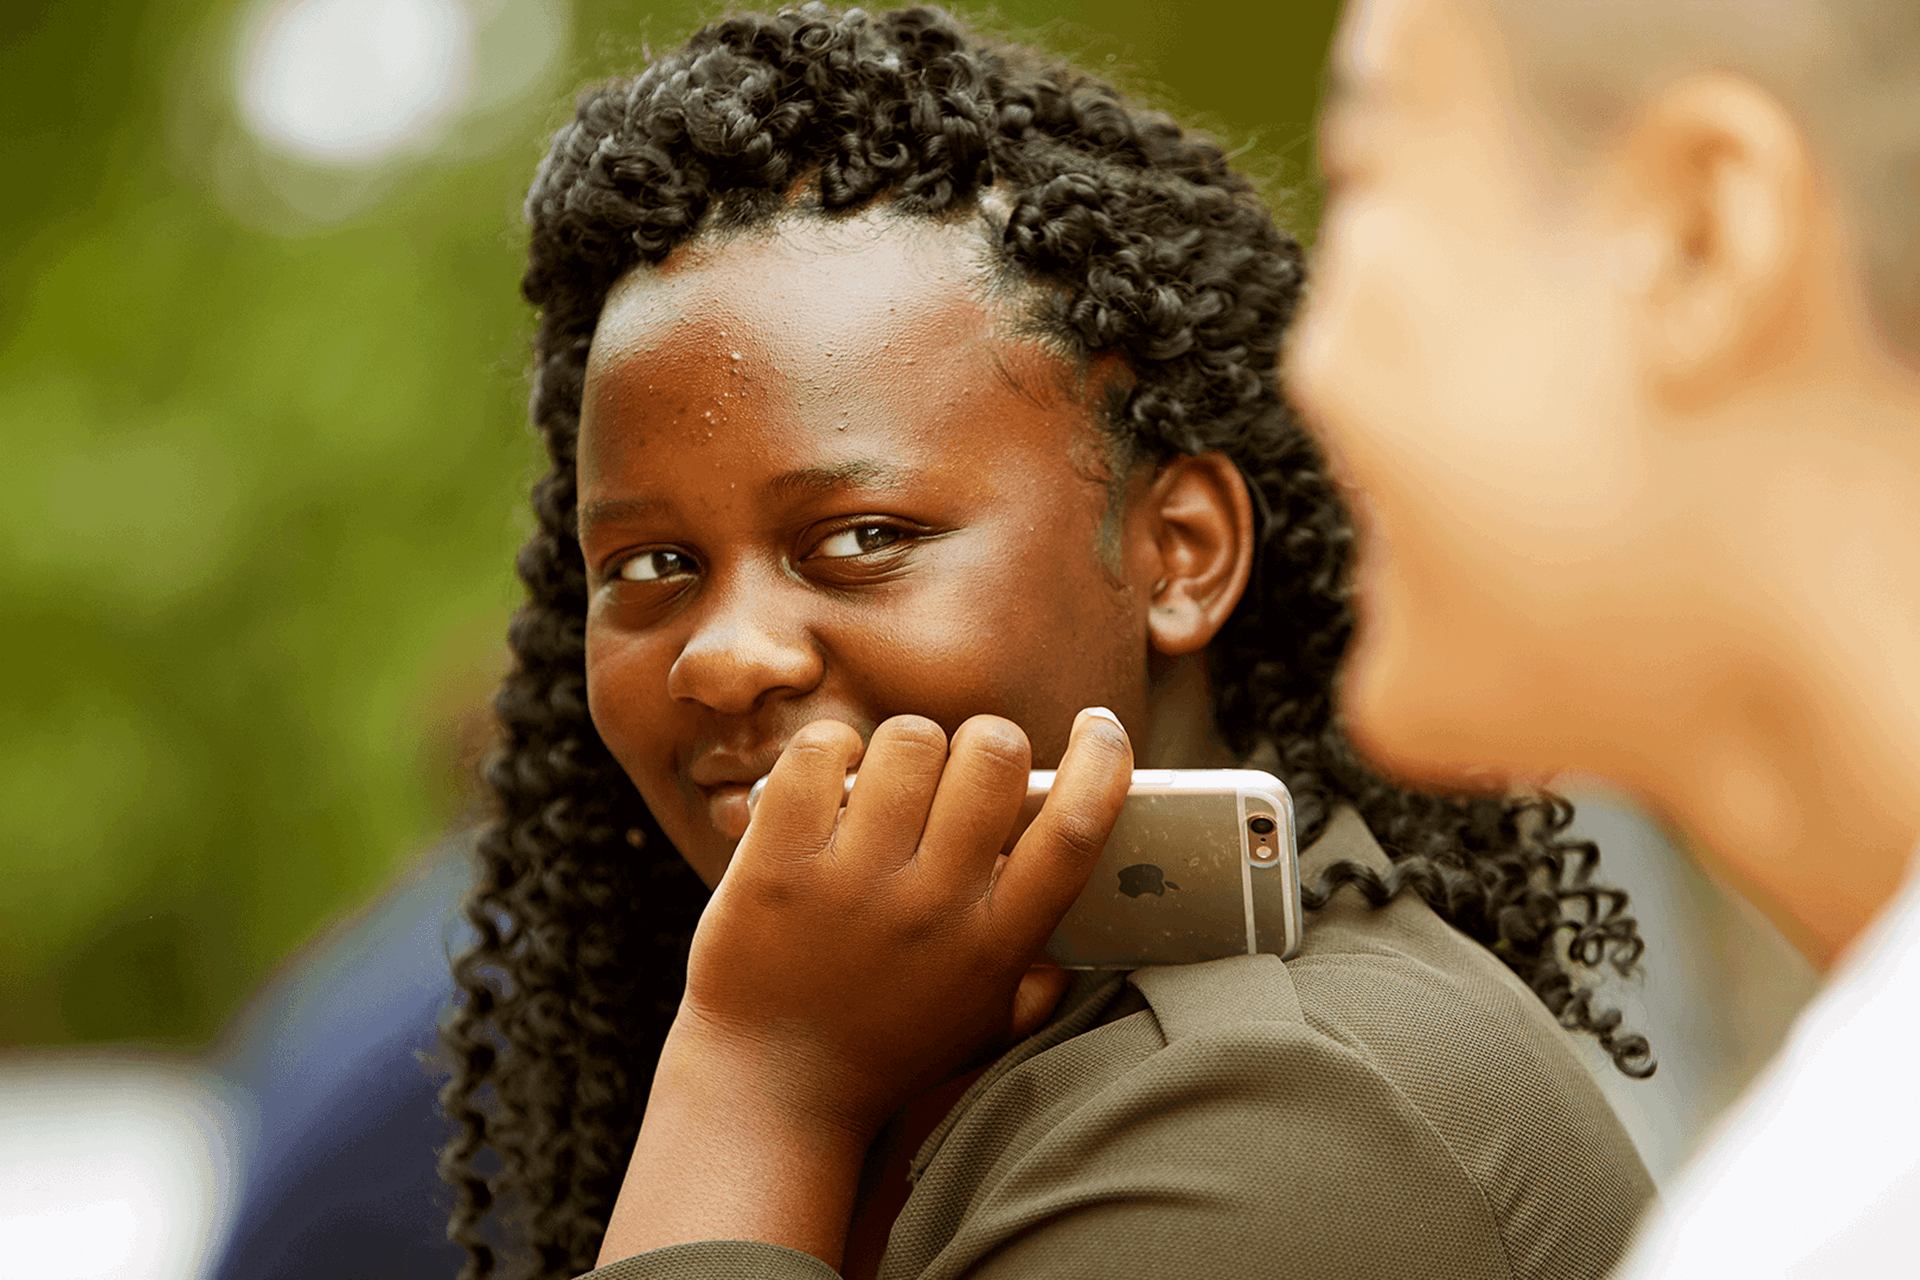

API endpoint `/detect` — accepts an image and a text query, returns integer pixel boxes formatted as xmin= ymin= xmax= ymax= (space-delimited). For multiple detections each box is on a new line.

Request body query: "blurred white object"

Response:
xmin=1614 ymin=846 xmax=1920 ymax=1277
xmin=187 ymin=0 xmax=570 ymax=226
xmin=238 ymin=0 xmax=475 ymax=163
xmin=0 ymin=1053 xmax=239 ymax=1280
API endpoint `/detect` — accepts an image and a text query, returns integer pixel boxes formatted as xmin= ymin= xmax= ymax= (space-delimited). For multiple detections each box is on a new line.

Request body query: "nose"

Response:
xmin=665 ymin=572 xmax=824 ymax=716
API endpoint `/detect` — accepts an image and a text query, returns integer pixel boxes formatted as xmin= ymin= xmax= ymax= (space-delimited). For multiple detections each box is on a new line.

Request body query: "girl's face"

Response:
xmin=576 ymin=211 xmax=1158 ymax=886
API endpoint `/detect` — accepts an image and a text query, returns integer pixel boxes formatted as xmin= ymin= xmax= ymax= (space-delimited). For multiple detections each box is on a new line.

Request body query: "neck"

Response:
xmin=1616 ymin=667 xmax=1919 ymax=968
xmin=1609 ymin=369 xmax=1920 ymax=967
xmin=1140 ymin=651 xmax=1237 ymax=770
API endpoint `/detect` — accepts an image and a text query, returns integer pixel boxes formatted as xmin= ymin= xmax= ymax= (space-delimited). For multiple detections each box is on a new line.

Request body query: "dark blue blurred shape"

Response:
xmin=208 ymin=834 xmax=475 ymax=1280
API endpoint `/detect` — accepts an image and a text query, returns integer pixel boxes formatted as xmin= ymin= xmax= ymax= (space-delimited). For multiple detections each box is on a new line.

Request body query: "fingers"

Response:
xmin=744 ymin=709 xmax=1126 ymax=962
xmin=992 ymin=707 xmax=1133 ymax=944
xmin=915 ymin=716 xmax=1032 ymax=883
xmin=736 ymin=719 xmax=865 ymax=864
xmin=1009 ymin=964 xmax=1071 ymax=1038
xmin=837 ymin=715 xmax=950 ymax=864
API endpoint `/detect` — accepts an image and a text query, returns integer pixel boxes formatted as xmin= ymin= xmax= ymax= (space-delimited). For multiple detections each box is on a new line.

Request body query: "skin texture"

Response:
xmin=574 ymin=209 xmax=1255 ymax=1268
xmin=1287 ymin=0 xmax=1920 ymax=965
xmin=578 ymin=213 xmax=1250 ymax=883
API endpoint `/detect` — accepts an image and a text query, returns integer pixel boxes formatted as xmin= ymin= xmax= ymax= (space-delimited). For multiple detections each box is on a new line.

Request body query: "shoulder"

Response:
xmin=1270 ymin=809 xmax=1653 ymax=1276
xmin=1120 ymin=946 xmax=1650 ymax=1279
xmin=899 ymin=812 xmax=1652 ymax=1280
xmin=1122 ymin=936 xmax=1650 ymax=1278
xmin=903 ymin=963 xmax=1515 ymax=1280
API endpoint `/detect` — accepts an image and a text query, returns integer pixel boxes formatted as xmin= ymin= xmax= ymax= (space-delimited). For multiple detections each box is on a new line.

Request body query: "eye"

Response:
xmin=813 ymin=524 xmax=904 ymax=559
xmin=616 ymin=549 xmax=696 ymax=582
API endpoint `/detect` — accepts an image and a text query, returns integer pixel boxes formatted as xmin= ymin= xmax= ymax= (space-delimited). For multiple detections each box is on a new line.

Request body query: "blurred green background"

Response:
xmin=0 ymin=0 xmax=1341 ymax=1049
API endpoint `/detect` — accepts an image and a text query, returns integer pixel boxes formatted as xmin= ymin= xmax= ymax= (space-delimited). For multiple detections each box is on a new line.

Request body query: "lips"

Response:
xmin=705 ymin=783 xmax=756 ymax=842
xmin=688 ymin=747 xmax=784 ymax=790
xmin=689 ymin=747 xmax=785 ymax=843
xmin=681 ymin=714 xmax=877 ymax=845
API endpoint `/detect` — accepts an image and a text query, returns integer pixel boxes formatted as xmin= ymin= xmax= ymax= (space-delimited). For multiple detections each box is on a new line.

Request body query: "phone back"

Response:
xmin=1039 ymin=770 xmax=1300 ymax=969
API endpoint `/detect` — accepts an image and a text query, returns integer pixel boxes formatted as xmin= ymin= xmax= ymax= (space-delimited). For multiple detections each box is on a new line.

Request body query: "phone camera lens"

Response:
xmin=1248 ymin=815 xmax=1276 ymax=836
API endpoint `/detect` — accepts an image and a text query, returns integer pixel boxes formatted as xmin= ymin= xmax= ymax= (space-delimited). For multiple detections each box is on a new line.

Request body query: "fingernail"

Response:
xmin=1080 ymin=706 xmax=1124 ymax=731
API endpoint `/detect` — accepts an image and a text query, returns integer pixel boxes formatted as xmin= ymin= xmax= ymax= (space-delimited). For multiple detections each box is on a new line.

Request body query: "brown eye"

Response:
xmin=814 ymin=524 xmax=903 ymax=558
xmin=617 ymin=550 xmax=694 ymax=582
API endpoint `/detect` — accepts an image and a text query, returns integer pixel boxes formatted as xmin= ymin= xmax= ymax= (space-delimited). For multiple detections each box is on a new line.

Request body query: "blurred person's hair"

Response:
xmin=1492 ymin=0 xmax=1920 ymax=354
xmin=439 ymin=7 xmax=1651 ymax=1278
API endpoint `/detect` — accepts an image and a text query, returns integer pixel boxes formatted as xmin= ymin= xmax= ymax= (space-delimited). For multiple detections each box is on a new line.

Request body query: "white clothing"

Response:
xmin=1613 ymin=846 xmax=1920 ymax=1278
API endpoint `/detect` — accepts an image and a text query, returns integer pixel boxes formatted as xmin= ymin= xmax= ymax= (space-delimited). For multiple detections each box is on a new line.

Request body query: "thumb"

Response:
xmin=1009 ymin=964 xmax=1072 ymax=1038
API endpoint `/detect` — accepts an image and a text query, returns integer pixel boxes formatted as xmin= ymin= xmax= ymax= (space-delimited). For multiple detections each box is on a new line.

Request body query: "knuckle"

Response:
xmin=874 ymin=714 xmax=950 ymax=763
xmin=954 ymin=717 xmax=1031 ymax=777
xmin=975 ymin=896 xmax=1033 ymax=960
xmin=878 ymin=713 xmax=948 ymax=748
xmin=738 ymin=870 xmax=801 ymax=911
xmin=1047 ymin=812 xmax=1111 ymax=864
xmin=787 ymin=719 xmax=860 ymax=758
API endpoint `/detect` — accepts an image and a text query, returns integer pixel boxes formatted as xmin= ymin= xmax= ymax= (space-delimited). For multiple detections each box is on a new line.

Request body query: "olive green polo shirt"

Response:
xmin=583 ymin=808 xmax=1655 ymax=1280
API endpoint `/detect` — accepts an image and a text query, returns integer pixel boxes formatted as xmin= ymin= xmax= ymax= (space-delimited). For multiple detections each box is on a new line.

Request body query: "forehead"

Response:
xmin=1328 ymin=0 xmax=1516 ymax=124
xmin=1324 ymin=0 xmax=1591 ymax=220
xmin=599 ymin=209 xmax=983 ymax=339
xmin=578 ymin=208 xmax=1112 ymax=489
xmin=586 ymin=208 xmax=1044 ymax=399
xmin=583 ymin=208 xmax=1101 ymax=455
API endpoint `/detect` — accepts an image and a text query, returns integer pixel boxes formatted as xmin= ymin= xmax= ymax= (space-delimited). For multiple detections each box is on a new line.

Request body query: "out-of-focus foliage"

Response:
xmin=0 ymin=0 xmax=1339 ymax=1048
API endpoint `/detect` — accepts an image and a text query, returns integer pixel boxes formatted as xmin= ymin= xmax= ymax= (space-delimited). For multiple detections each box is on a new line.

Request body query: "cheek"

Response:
xmin=849 ymin=521 xmax=1139 ymax=759
xmin=588 ymin=623 xmax=734 ymax=882
xmin=584 ymin=624 xmax=675 ymax=789
xmin=1290 ymin=203 xmax=1467 ymax=554
xmin=1298 ymin=200 xmax=1489 ymax=453
xmin=1303 ymin=193 xmax=1624 ymax=559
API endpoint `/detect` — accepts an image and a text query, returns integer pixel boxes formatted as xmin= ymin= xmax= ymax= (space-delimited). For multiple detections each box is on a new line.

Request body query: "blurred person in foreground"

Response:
xmin=1282 ymin=0 xmax=1920 ymax=1274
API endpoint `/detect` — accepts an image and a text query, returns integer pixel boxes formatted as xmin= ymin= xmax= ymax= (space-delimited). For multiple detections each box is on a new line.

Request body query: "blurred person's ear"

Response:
xmin=1137 ymin=453 xmax=1255 ymax=658
xmin=1604 ymin=74 xmax=1820 ymax=405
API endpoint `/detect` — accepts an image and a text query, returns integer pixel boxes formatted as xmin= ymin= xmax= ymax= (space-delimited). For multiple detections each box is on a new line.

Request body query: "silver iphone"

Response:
xmin=745 ymin=768 xmax=1300 ymax=967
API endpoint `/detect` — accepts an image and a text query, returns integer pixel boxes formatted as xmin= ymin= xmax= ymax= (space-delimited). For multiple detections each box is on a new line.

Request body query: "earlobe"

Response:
xmin=1615 ymin=74 xmax=1816 ymax=402
xmin=1139 ymin=453 xmax=1255 ymax=658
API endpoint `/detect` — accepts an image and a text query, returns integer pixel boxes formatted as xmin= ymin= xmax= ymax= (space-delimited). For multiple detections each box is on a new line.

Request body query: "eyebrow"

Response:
xmin=1322 ymin=65 xmax=1360 ymax=116
xmin=1315 ymin=58 xmax=1381 ymax=172
xmin=578 ymin=496 xmax=656 ymax=537
xmin=1320 ymin=15 xmax=1382 ymax=120
xmin=766 ymin=460 xmax=908 ymax=500
xmin=577 ymin=460 xmax=911 ymax=537
xmin=1320 ymin=55 xmax=1378 ymax=126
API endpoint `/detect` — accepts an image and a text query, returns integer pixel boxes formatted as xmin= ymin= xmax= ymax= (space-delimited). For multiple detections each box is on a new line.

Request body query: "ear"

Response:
xmin=1137 ymin=452 xmax=1255 ymax=658
xmin=1605 ymin=73 xmax=1818 ymax=402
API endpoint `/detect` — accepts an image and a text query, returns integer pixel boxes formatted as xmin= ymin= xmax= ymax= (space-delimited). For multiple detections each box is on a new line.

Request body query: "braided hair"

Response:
xmin=440 ymin=7 xmax=1652 ymax=1278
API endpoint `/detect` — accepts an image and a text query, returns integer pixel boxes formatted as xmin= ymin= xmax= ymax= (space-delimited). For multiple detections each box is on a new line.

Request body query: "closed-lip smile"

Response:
xmin=689 ymin=748 xmax=785 ymax=842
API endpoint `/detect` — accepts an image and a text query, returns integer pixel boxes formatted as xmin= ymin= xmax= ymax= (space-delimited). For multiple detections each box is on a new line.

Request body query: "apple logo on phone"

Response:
xmin=1117 ymin=864 xmax=1179 ymax=898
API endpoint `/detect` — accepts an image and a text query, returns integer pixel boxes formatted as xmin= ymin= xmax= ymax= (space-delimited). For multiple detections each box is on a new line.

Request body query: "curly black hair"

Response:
xmin=440 ymin=7 xmax=1652 ymax=1278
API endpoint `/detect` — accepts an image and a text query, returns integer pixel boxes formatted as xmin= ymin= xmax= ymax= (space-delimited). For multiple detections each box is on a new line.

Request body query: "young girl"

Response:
xmin=442 ymin=7 xmax=1655 ymax=1279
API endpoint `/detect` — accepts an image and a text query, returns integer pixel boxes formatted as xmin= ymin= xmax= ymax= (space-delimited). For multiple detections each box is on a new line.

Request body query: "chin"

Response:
xmin=1337 ymin=629 xmax=1528 ymax=795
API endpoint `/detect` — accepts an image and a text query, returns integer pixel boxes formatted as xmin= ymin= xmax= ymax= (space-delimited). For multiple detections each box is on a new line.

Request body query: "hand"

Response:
xmin=598 ymin=707 xmax=1132 ymax=1268
xmin=685 ymin=706 xmax=1133 ymax=1137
